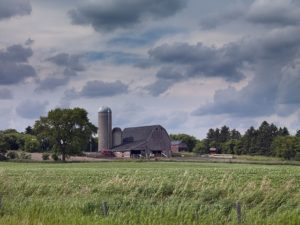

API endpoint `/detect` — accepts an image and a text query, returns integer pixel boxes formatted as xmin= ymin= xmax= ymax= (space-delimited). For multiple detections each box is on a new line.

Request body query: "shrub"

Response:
xmin=19 ymin=152 xmax=31 ymax=160
xmin=51 ymin=153 xmax=59 ymax=161
xmin=42 ymin=153 xmax=50 ymax=161
xmin=6 ymin=151 xmax=18 ymax=159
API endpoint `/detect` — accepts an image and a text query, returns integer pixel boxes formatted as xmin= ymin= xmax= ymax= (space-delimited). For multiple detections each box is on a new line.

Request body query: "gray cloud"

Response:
xmin=193 ymin=28 xmax=300 ymax=117
xmin=0 ymin=89 xmax=13 ymax=99
xmin=0 ymin=44 xmax=36 ymax=85
xmin=16 ymin=100 xmax=48 ymax=119
xmin=200 ymin=0 xmax=300 ymax=29
xmin=80 ymin=80 xmax=128 ymax=98
xmin=146 ymin=67 xmax=184 ymax=96
xmin=35 ymin=76 xmax=69 ymax=93
xmin=69 ymin=0 xmax=187 ymax=31
xmin=47 ymin=53 xmax=85 ymax=72
xmin=0 ymin=0 xmax=32 ymax=20
xmin=146 ymin=41 xmax=247 ymax=96
xmin=62 ymin=80 xmax=129 ymax=102
xmin=246 ymin=0 xmax=300 ymax=26
xmin=149 ymin=42 xmax=245 ymax=81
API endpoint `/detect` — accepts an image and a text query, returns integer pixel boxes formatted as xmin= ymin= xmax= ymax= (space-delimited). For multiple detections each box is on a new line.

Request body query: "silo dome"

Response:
xmin=98 ymin=106 xmax=112 ymax=113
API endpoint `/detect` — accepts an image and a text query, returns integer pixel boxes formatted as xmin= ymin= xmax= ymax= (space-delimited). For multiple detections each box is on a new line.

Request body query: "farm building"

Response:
xmin=98 ymin=106 xmax=171 ymax=158
xmin=171 ymin=140 xmax=188 ymax=153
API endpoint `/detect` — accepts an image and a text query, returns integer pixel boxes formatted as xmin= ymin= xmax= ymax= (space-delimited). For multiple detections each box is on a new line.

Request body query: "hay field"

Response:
xmin=0 ymin=162 xmax=299 ymax=225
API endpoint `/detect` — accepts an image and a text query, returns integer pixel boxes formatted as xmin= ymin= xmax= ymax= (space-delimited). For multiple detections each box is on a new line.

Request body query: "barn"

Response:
xmin=98 ymin=106 xmax=171 ymax=158
xmin=111 ymin=125 xmax=171 ymax=158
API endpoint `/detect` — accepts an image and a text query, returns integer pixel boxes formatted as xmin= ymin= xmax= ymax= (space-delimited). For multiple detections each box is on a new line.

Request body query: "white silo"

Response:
xmin=98 ymin=106 xmax=112 ymax=151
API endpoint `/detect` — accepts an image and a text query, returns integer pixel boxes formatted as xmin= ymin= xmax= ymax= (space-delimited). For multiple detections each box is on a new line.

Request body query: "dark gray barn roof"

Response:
xmin=122 ymin=125 xmax=162 ymax=143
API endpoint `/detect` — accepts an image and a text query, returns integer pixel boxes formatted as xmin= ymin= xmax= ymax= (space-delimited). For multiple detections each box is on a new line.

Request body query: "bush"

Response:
xmin=6 ymin=151 xmax=18 ymax=159
xmin=19 ymin=152 xmax=31 ymax=160
xmin=51 ymin=153 xmax=59 ymax=161
xmin=42 ymin=153 xmax=50 ymax=160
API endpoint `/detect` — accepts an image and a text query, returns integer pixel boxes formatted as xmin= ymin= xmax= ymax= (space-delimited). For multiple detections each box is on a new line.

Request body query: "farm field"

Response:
xmin=0 ymin=162 xmax=299 ymax=225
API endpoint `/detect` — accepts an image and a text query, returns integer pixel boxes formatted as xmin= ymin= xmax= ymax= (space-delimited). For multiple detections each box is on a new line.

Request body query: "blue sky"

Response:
xmin=0 ymin=0 xmax=300 ymax=138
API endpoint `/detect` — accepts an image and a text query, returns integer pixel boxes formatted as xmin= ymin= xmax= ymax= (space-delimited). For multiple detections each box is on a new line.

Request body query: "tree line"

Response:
xmin=171 ymin=121 xmax=300 ymax=160
xmin=0 ymin=107 xmax=299 ymax=161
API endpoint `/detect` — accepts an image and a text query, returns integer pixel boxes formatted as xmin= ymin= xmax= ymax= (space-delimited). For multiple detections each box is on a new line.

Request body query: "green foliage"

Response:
xmin=272 ymin=136 xmax=300 ymax=160
xmin=51 ymin=153 xmax=59 ymax=161
xmin=42 ymin=153 xmax=50 ymax=160
xmin=192 ymin=141 xmax=207 ymax=154
xmin=33 ymin=108 xmax=97 ymax=161
xmin=0 ymin=134 xmax=8 ymax=154
xmin=24 ymin=135 xmax=40 ymax=152
xmin=25 ymin=126 xmax=34 ymax=135
xmin=19 ymin=151 xmax=31 ymax=160
xmin=6 ymin=151 xmax=18 ymax=159
xmin=170 ymin=133 xmax=198 ymax=152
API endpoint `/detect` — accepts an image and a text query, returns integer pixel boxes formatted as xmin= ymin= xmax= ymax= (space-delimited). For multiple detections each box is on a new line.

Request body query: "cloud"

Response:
xmin=0 ymin=89 xmax=13 ymax=99
xmin=193 ymin=28 xmax=300 ymax=118
xmin=108 ymin=27 xmax=181 ymax=47
xmin=69 ymin=0 xmax=187 ymax=32
xmin=246 ymin=0 xmax=300 ymax=26
xmin=80 ymin=80 xmax=128 ymax=98
xmin=146 ymin=41 xmax=247 ymax=96
xmin=62 ymin=80 xmax=129 ymax=102
xmin=199 ymin=0 xmax=300 ymax=29
xmin=0 ymin=0 xmax=32 ymax=20
xmin=35 ymin=76 xmax=69 ymax=93
xmin=0 ymin=44 xmax=36 ymax=85
xmin=85 ymin=51 xmax=153 ymax=68
xmin=47 ymin=53 xmax=85 ymax=72
xmin=16 ymin=100 xmax=48 ymax=119
xmin=145 ymin=67 xmax=184 ymax=96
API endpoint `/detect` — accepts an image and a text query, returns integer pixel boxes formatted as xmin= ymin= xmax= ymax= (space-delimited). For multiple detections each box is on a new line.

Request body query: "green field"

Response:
xmin=0 ymin=162 xmax=299 ymax=225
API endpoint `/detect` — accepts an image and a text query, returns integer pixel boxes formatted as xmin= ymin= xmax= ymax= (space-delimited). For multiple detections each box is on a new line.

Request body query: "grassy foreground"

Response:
xmin=0 ymin=162 xmax=299 ymax=225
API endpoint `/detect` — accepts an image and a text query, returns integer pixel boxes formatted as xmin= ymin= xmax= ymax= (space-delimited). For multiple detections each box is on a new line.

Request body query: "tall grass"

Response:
xmin=0 ymin=162 xmax=299 ymax=225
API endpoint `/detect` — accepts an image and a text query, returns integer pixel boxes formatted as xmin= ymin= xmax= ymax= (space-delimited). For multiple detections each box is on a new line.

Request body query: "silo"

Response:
xmin=112 ymin=127 xmax=122 ymax=147
xmin=98 ymin=106 xmax=112 ymax=151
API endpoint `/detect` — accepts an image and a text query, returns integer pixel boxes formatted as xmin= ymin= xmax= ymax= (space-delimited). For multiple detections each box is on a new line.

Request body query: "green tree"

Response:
xmin=0 ymin=133 xmax=9 ymax=154
xmin=25 ymin=126 xmax=34 ymax=135
xmin=296 ymin=130 xmax=300 ymax=137
xmin=272 ymin=136 xmax=300 ymax=160
xmin=24 ymin=135 xmax=40 ymax=152
xmin=193 ymin=140 xmax=207 ymax=154
xmin=33 ymin=108 xmax=97 ymax=161
xmin=170 ymin=133 xmax=198 ymax=152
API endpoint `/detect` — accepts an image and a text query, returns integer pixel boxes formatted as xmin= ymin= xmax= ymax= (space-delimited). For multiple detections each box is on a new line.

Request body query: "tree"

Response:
xmin=296 ymin=130 xmax=300 ymax=137
xmin=25 ymin=126 xmax=34 ymax=135
xmin=193 ymin=140 xmax=207 ymax=154
xmin=0 ymin=133 xmax=8 ymax=154
xmin=33 ymin=108 xmax=97 ymax=161
xmin=24 ymin=135 xmax=40 ymax=152
xmin=170 ymin=133 xmax=198 ymax=152
xmin=272 ymin=136 xmax=300 ymax=160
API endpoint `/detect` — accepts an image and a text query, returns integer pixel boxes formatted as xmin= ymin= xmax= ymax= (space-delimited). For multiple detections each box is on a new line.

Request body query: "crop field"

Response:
xmin=0 ymin=162 xmax=299 ymax=225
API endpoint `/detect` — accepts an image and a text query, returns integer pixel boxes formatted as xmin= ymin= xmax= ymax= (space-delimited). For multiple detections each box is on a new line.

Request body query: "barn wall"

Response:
xmin=147 ymin=126 xmax=171 ymax=157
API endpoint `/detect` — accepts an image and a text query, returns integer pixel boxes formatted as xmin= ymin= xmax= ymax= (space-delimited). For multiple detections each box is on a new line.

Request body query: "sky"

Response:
xmin=0 ymin=0 xmax=300 ymax=138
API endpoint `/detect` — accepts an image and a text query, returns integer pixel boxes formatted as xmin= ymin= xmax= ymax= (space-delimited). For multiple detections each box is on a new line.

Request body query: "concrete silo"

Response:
xmin=112 ymin=127 xmax=122 ymax=147
xmin=98 ymin=106 xmax=112 ymax=151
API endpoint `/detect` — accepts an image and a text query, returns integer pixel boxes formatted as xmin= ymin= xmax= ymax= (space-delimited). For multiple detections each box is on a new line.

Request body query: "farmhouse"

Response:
xmin=98 ymin=106 xmax=171 ymax=158
xmin=171 ymin=140 xmax=188 ymax=153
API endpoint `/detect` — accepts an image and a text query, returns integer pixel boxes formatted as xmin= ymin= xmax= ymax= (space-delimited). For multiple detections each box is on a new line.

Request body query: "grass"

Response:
xmin=0 ymin=162 xmax=299 ymax=225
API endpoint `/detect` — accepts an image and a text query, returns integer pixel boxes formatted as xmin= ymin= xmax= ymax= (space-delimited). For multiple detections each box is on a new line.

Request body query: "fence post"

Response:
xmin=236 ymin=201 xmax=242 ymax=224
xmin=102 ymin=201 xmax=109 ymax=216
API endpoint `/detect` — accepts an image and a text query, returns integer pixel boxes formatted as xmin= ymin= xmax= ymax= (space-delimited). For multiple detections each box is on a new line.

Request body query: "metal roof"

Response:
xmin=98 ymin=106 xmax=112 ymax=113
